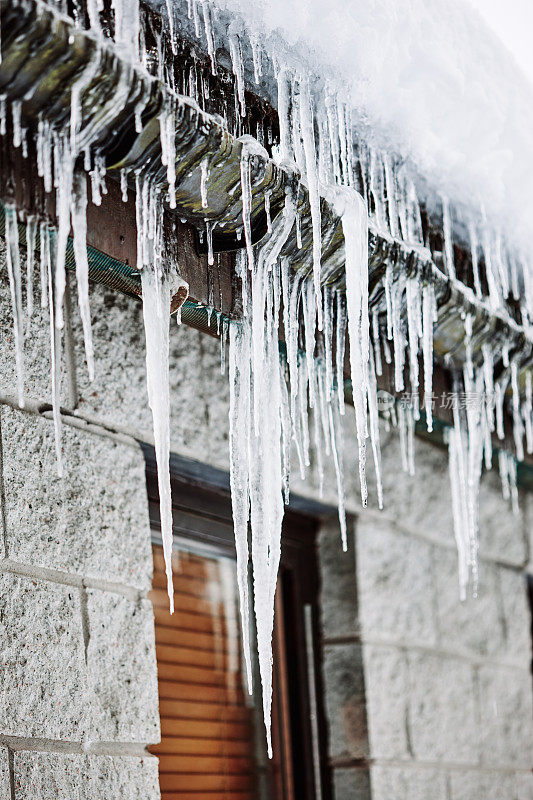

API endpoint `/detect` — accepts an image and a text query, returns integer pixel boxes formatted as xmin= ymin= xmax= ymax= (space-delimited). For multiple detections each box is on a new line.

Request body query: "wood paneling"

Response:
xmin=149 ymin=546 xmax=261 ymax=800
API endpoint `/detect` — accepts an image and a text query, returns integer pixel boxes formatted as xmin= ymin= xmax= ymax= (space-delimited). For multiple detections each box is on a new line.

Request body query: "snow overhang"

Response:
xmin=1 ymin=0 xmax=532 ymax=467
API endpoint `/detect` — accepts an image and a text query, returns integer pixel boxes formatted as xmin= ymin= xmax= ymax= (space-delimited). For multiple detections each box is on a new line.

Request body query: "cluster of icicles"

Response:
xmin=2 ymin=0 xmax=532 ymax=755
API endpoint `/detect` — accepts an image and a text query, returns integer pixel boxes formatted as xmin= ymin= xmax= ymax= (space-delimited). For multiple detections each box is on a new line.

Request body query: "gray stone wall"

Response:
xmin=319 ymin=434 xmax=533 ymax=799
xmin=1 ymin=258 xmax=532 ymax=800
xmin=0 ymin=260 xmax=161 ymax=799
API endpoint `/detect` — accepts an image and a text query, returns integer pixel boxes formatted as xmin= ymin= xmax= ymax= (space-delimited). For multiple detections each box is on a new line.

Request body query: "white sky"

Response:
xmin=467 ymin=0 xmax=533 ymax=86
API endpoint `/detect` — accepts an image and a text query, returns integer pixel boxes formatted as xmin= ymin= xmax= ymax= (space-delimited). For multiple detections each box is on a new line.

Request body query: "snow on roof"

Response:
xmin=183 ymin=0 xmax=533 ymax=251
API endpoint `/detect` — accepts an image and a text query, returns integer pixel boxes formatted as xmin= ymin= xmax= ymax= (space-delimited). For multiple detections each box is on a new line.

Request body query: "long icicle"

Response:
xmin=71 ymin=172 xmax=95 ymax=381
xmin=141 ymin=264 xmax=174 ymax=613
xmin=228 ymin=321 xmax=253 ymax=694
xmin=4 ymin=205 xmax=25 ymax=408
xmin=340 ymin=189 xmax=369 ymax=506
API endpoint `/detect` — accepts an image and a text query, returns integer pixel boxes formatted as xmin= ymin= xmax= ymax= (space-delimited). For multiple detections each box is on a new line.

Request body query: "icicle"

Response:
xmin=398 ymin=403 xmax=409 ymax=473
xmin=201 ymin=0 xmax=216 ymax=73
xmin=264 ymin=190 xmax=272 ymax=233
xmin=340 ymin=189 xmax=369 ymax=505
xmin=384 ymin=264 xmax=393 ymax=340
xmin=499 ymin=450 xmax=510 ymax=501
xmin=111 ymin=0 xmax=140 ymax=59
xmin=141 ymin=265 xmax=174 ymax=613
xmin=295 ymin=211 xmax=302 ymax=249
xmin=371 ymin=308 xmax=382 ymax=377
xmin=524 ymin=371 xmax=532 ymax=454
xmin=71 ymin=172 xmax=95 ymax=381
xmin=250 ymin=33 xmax=262 ymax=84
xmin=468 ymin=218 xmax=482 ymax=297
xmin=495 ymin=376 xmax=509 ymax=441
xmin=229 ymin=31 xmax=246 ymax=117
xmin=280 ymin=358 xmax=292 ymax=504
xmin=118 ymin=170 xmax=128 ymax=204
xmin=312 ymin=375 xmax=324 ymax=496
xmin=481 ymin=221 xmax=501 ymax=310
xmin=12 ymin=100 xmax=22 ymax=149
xmin=507 ymin=454 xmax=519 ymax=516
xmin=316 ymin=354 xmax=331 ymax=455
xmin=482 ymin=344 xmax=495 ymax=432
xmin=47 ymin=228 xmax=63 ymax=477
xmin=302 ymin=278 xmax=317 ymax=409
xmin=54 ymin=136 xmax=74 ymax=331
xmin=441 ymin=194 xmax=455 ymax=279
xmin=335 ymin=290 xmax=346 ymax=415
xmin=447 ymin=410 xmax=469 ymax=601
xmin=200 ymin=157 xmax=210 ymax=208
xmin=511 ymin=361 xmax=524 ymax=462
xmin=205 ymin=220 xmax=216 ymax=266
xmin=220 ymin=318 xmax=228 ymax=374
xmin=238 ymin=136 xmax=267 ymax=272
xmin=298 ymin=356 xmax=311 ymax=468
xmin=191 ymin=0 xmax=201 ymax=37
xmin=299 ymin=77 xmax=323 ymax=330
xmin=406 ymin=277 xmax=421 ymax=419
xmin=5 ymin=205 xmax=25 ymax=408
xmin=0 ymin=96 xmax=5 ymax=136
xmin=276 ymin=67 xmax=292 ymax=163
xmin=164 ymin=0 xmax=176 ymax=54
xmin=323 ymin=287 xmax=334 ymax=401
xmin=25 ymin=215 xmax=37 ymax=331
xmin=87 ymin=0 xmax=103 ymax=35
xmin=383 ymin=154 xmax=398 ymax=238
xmin=367 ymin=349 xmax=384 ymax=508
xmin=391 ymin=271 xmax=406 ymax=392
xmin=337 ymin=101 xmax=350 ymax=187
xmin=228 ymin=321 xmax=253 ymax=694
xmin=328 ymin=389 xmax=347 ymax=549
xmin=422 ymin=282 xmax=435 ymax=431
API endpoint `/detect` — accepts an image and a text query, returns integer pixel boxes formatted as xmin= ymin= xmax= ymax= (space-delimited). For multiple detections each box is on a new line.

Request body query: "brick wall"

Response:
xmin=1 ymin=253 xmax=532 ymax=799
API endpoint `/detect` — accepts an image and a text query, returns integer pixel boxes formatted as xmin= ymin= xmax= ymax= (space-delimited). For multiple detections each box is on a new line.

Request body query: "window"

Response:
xmin=145 ymin=448 xmax=331 ymax=800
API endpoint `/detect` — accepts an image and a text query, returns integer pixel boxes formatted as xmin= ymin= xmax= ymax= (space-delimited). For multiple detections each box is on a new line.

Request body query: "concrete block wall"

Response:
xmin=319 ymin=430 xmax=533 ymax=799
xmin=2 ymin=252 xmax=532 ymax=800
xmin=0 ymin=253 xmax=161 ymax=799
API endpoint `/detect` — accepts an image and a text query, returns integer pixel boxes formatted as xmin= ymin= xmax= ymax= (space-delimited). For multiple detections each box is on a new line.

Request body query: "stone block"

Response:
xmin=72 ymin=284 xmax=151 ymax=437
xmin=318 ymin=515 xmax=358 ymax=639
xmin=407 ymin=652 xmax=479 ymax=764
xmin=477 ymin=467 xmax=527 ymax=567
xmin=333 ymin=767 xmax=370 ymax=800
xmin=448 ymin=770 xmax=518 ymax=800
xmin=371 ymin=765 xmax=447 ymax=800
xmin=13 ymin=752 xmax=160 ymax=800
xmin=498 ymin=567 xmax=532 ymax=667
xmin=1 ymin=406 xmax=152 ymax=590
xmin=322 ymin=643 xmax=368 ymax=759
xmin=0 ymin=572 xmax=86 ymax=740
xmin=355 ymin=516 xmax=436 ymax=645
xmin=435 ymin=548 xmax=504 ymax=658
xmin=0 ymin=746 xmax=10 ymax=797
xmin=516 ymin=772 xmax=533 ymax=800
xmin=86 ymin=589 xmax=160 ymax=743
xmin=363 ymin=644 xmax=410 ymax=759
xmin=477 ymin=664 xmax=533 ymax=766
xmin=363 ymin=428 xmax=455 ymax=545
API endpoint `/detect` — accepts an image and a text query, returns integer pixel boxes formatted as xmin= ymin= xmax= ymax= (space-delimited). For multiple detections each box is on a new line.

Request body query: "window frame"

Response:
xmin=144 ymin=445 xmax=333 ymax=800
